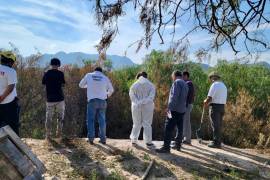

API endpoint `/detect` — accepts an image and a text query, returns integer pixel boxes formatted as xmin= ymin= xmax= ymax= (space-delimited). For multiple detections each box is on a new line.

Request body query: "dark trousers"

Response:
xmin=0 ymin=98 xmax=20 ymax=135
xmin=164 ymin=111 xmax=185 ymax=149
xmin=209 ymin=104 xmax=225 ymax=145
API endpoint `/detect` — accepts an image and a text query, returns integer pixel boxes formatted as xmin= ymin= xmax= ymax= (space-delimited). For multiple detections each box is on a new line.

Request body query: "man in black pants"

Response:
xmin=156 ymin=71 xmax=188 ymax=153
xmin=204 ymin=72 xmax=227 ymax=148
xmin=0 ymin=51 xmax=20 ymax=135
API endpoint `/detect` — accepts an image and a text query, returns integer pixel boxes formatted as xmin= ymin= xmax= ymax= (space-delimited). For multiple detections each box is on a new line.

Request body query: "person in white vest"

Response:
xmin=79 ymin=67 xmax=114 ymax=145
xmin=129 ymin=72 xmax=156 ymax=147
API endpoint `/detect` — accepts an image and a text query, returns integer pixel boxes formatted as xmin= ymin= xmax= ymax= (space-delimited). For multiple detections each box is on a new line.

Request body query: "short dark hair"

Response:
xmin=183 ymin=71 xmax=190 ymax=78
xmin=172 ymin=70 xmax=182 ymax=77
xmin=136 ymin=71 xmax=148 ymax=79
xmin=1 ymin=55 xmax=14 ymax=65
xmin=95 ymin=67 xmax=103 ymax=72
xmin=50 ymin=58 xmax=61 ymax=66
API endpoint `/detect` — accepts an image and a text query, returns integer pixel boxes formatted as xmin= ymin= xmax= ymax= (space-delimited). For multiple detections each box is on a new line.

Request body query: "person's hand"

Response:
xmin=164 ymin=108 xmax=170 ymax=116
xmin=0 ymin=95 xmax=5 ymax=103
xmin=203 ymin=99 xmax=208 ymax=108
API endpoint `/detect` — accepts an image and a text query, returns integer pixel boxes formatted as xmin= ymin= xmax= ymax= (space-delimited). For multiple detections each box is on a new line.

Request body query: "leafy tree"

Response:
xmin=104 ymin=59 xmax=113 ymax=71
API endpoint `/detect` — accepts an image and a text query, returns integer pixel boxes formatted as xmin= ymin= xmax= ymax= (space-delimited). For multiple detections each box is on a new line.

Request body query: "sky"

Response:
xmin=0 ymin=0 xmax=270 ymax=65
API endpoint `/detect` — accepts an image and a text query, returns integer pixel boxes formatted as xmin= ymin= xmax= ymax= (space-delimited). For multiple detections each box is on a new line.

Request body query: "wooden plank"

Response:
xmin=0 ymin=138 xmax=34 ymax=176
xmin=0 ymin=128 xmax=8 ymax=141
xmin=2 ymin=126 xmax=46 ymax=173
xmin=24 ymin=169 xmax=43 ymax=180
xmin=0 ymin=152 xmax=23 ymax=180
xmin=141 ymin=160 xmax=155 ymax=180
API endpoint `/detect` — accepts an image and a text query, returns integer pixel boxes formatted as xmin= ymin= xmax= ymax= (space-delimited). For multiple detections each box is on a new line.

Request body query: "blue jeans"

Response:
xmin=87 ymin=99 xmax=107 ymax=142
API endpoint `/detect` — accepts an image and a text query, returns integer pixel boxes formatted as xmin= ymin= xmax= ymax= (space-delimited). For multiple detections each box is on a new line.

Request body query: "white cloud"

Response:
xmin=0 ymin=22 xmax=98 ymax=56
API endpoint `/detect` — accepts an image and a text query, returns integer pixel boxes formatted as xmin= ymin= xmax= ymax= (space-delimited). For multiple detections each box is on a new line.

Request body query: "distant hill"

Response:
xmin=256 ymin=61 xmax=270 ymax=68
xmin=197 ymin=61 xmax=270 ymax=71
xmin=38 ymin=51 xmax=136 ymax=69
xmin=198 ymin=63 xmax=211 ymax=71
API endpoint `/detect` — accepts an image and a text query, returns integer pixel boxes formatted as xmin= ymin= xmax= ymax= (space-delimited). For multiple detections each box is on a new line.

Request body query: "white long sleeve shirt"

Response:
xmin=129 ymin=77 xmax=156 ymax=106
xmin=79 ymin=71 xmax=114 ymax=101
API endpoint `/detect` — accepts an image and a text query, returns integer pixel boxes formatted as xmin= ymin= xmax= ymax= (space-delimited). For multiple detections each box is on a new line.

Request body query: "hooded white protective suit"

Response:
xmin=129 ymin=76 xmax=156 ymax=144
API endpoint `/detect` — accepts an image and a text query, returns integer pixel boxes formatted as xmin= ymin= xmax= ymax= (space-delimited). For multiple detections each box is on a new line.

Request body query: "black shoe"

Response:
xmin=182 ymin=140 xmax=191 ymax=145
xmin=99 ymin=140 xmax=106 ymax=145
xmin=171 ymin=145 xmax=181 ymax=151
xmin=156 ymin=147 xmax=170 ymax=153
xmin=146 ymin=143 xmax=154 ymax=147
xmin=208 ymin=141 xmax=221 ymax=148
xmin=87 ymin=139 xmax=94 ymax=145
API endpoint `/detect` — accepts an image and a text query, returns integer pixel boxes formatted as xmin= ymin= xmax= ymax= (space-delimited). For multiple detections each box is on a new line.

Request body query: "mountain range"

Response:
xmin=38 ymin=51 xmax=136 ymax=69
xmin=37 ymin=51 xmax=270 ymax=70
xmin=198 ymin=61 xmax=270 ymax=71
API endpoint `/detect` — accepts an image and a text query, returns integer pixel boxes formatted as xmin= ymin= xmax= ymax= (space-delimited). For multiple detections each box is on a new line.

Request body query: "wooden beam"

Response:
xmin=141 ymin=160 xmax=155 ymax=180
xmin=0 ymin=138 xmax=34 ymax=177
xmin=1 ymin=126 xmax=46 ymax=173
xmin=0 ymin=152 xmax=22 ymax=180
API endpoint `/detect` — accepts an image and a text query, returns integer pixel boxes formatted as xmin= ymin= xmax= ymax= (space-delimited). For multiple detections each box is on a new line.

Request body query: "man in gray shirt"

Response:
xmin=156 ymin=70 xmax=188 ymax=153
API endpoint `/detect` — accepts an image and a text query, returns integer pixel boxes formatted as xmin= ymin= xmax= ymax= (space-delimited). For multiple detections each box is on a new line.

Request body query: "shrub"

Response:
xmin=13 ymin=49 xmax=270 ymax=148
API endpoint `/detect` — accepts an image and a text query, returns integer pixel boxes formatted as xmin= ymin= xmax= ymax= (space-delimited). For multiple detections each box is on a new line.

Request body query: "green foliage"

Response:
xmin=143 ymin=153 xmax=151 ymax=161
xmin=16 ymin=49 xmax=270 ymax=148
xmin=104 ymin=59 xmax=113 ymax=70
xmin=212 ymin=61 xmax=270 ymax=120
xmin=106 ymin=170 xmax=124 ymax=180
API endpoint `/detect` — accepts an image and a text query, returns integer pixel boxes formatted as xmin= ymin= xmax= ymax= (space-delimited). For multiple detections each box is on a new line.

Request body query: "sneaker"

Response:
xmin=87 ymin=139 xmax=94 ymax=145
xmin=99 ymin=140 xmax=106 ymax=145
xmin=208 ymin=141 xmax=221 ymax=148
xmin=131 ymin=140 xmax=137 ymax=145
xmin=182 ymin=140 xmax=191 ymax=145
xmin=171 ymin=145 xmax=181 ymax=151
xmin=45 ymin=136 xmax=52 ymax=142
xmin=146 ymin=143 xmax=154 ymax=147
xmin=60 ymin=137 xmax=69 ymax=143
xmin=156 ymin=147 xmax=170 ymax=153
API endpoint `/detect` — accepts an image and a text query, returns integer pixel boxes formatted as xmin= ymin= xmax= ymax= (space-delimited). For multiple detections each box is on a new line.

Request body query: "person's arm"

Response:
xmin=204 ymin=84 xmax=215 ymax=107
xmin=148 ymin=84 xmax=156 ymax=102
xmin=129 ymin=85 xmax=141 ymax=105
xmin=0 ymin=70 xmax=17 ymax=103
xmin=0 ymin=85 xmax=15 ymax=103
xmin=62 ymin=72 xmax=66 ymax=86
xmin=204 ymin=96 xmax=212 ymax=107
xmin=168 ymin=82 xmax=180 ymax=110
xmin=42 ymin=72 xmax=47 ymax=85
xmin=142 ymin=84 xmax=156 ymax=104
xmin=187 ymin=81 xmax=195 ymax=103
xmin=79 ymin=74 xmax=88 ymax=88
xmin=106 ymin=78 xmax=114 ymax=98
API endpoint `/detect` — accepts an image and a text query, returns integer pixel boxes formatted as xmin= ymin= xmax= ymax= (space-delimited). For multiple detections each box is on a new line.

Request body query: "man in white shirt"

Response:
xmin=204 ymin=72 xmax=227 ymax=148
xmin=129 ymin=72 xmax=156 ymax=147
xmin=0 ymin=51 xmax=20 ymax=135
xmin=79 ymin=67 xmax=114 ymax=144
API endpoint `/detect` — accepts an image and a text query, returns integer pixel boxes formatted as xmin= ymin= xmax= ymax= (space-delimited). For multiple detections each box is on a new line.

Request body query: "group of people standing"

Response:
xmin=129 ymin=70 xmax=196 ymax=153
xmin=0 ymin=51 xmax=227 ymax=154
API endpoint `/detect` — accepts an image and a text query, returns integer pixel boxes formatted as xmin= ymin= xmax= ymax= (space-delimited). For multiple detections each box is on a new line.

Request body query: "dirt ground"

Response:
xmin=24 ymin=138 xmax=270 ymax=180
